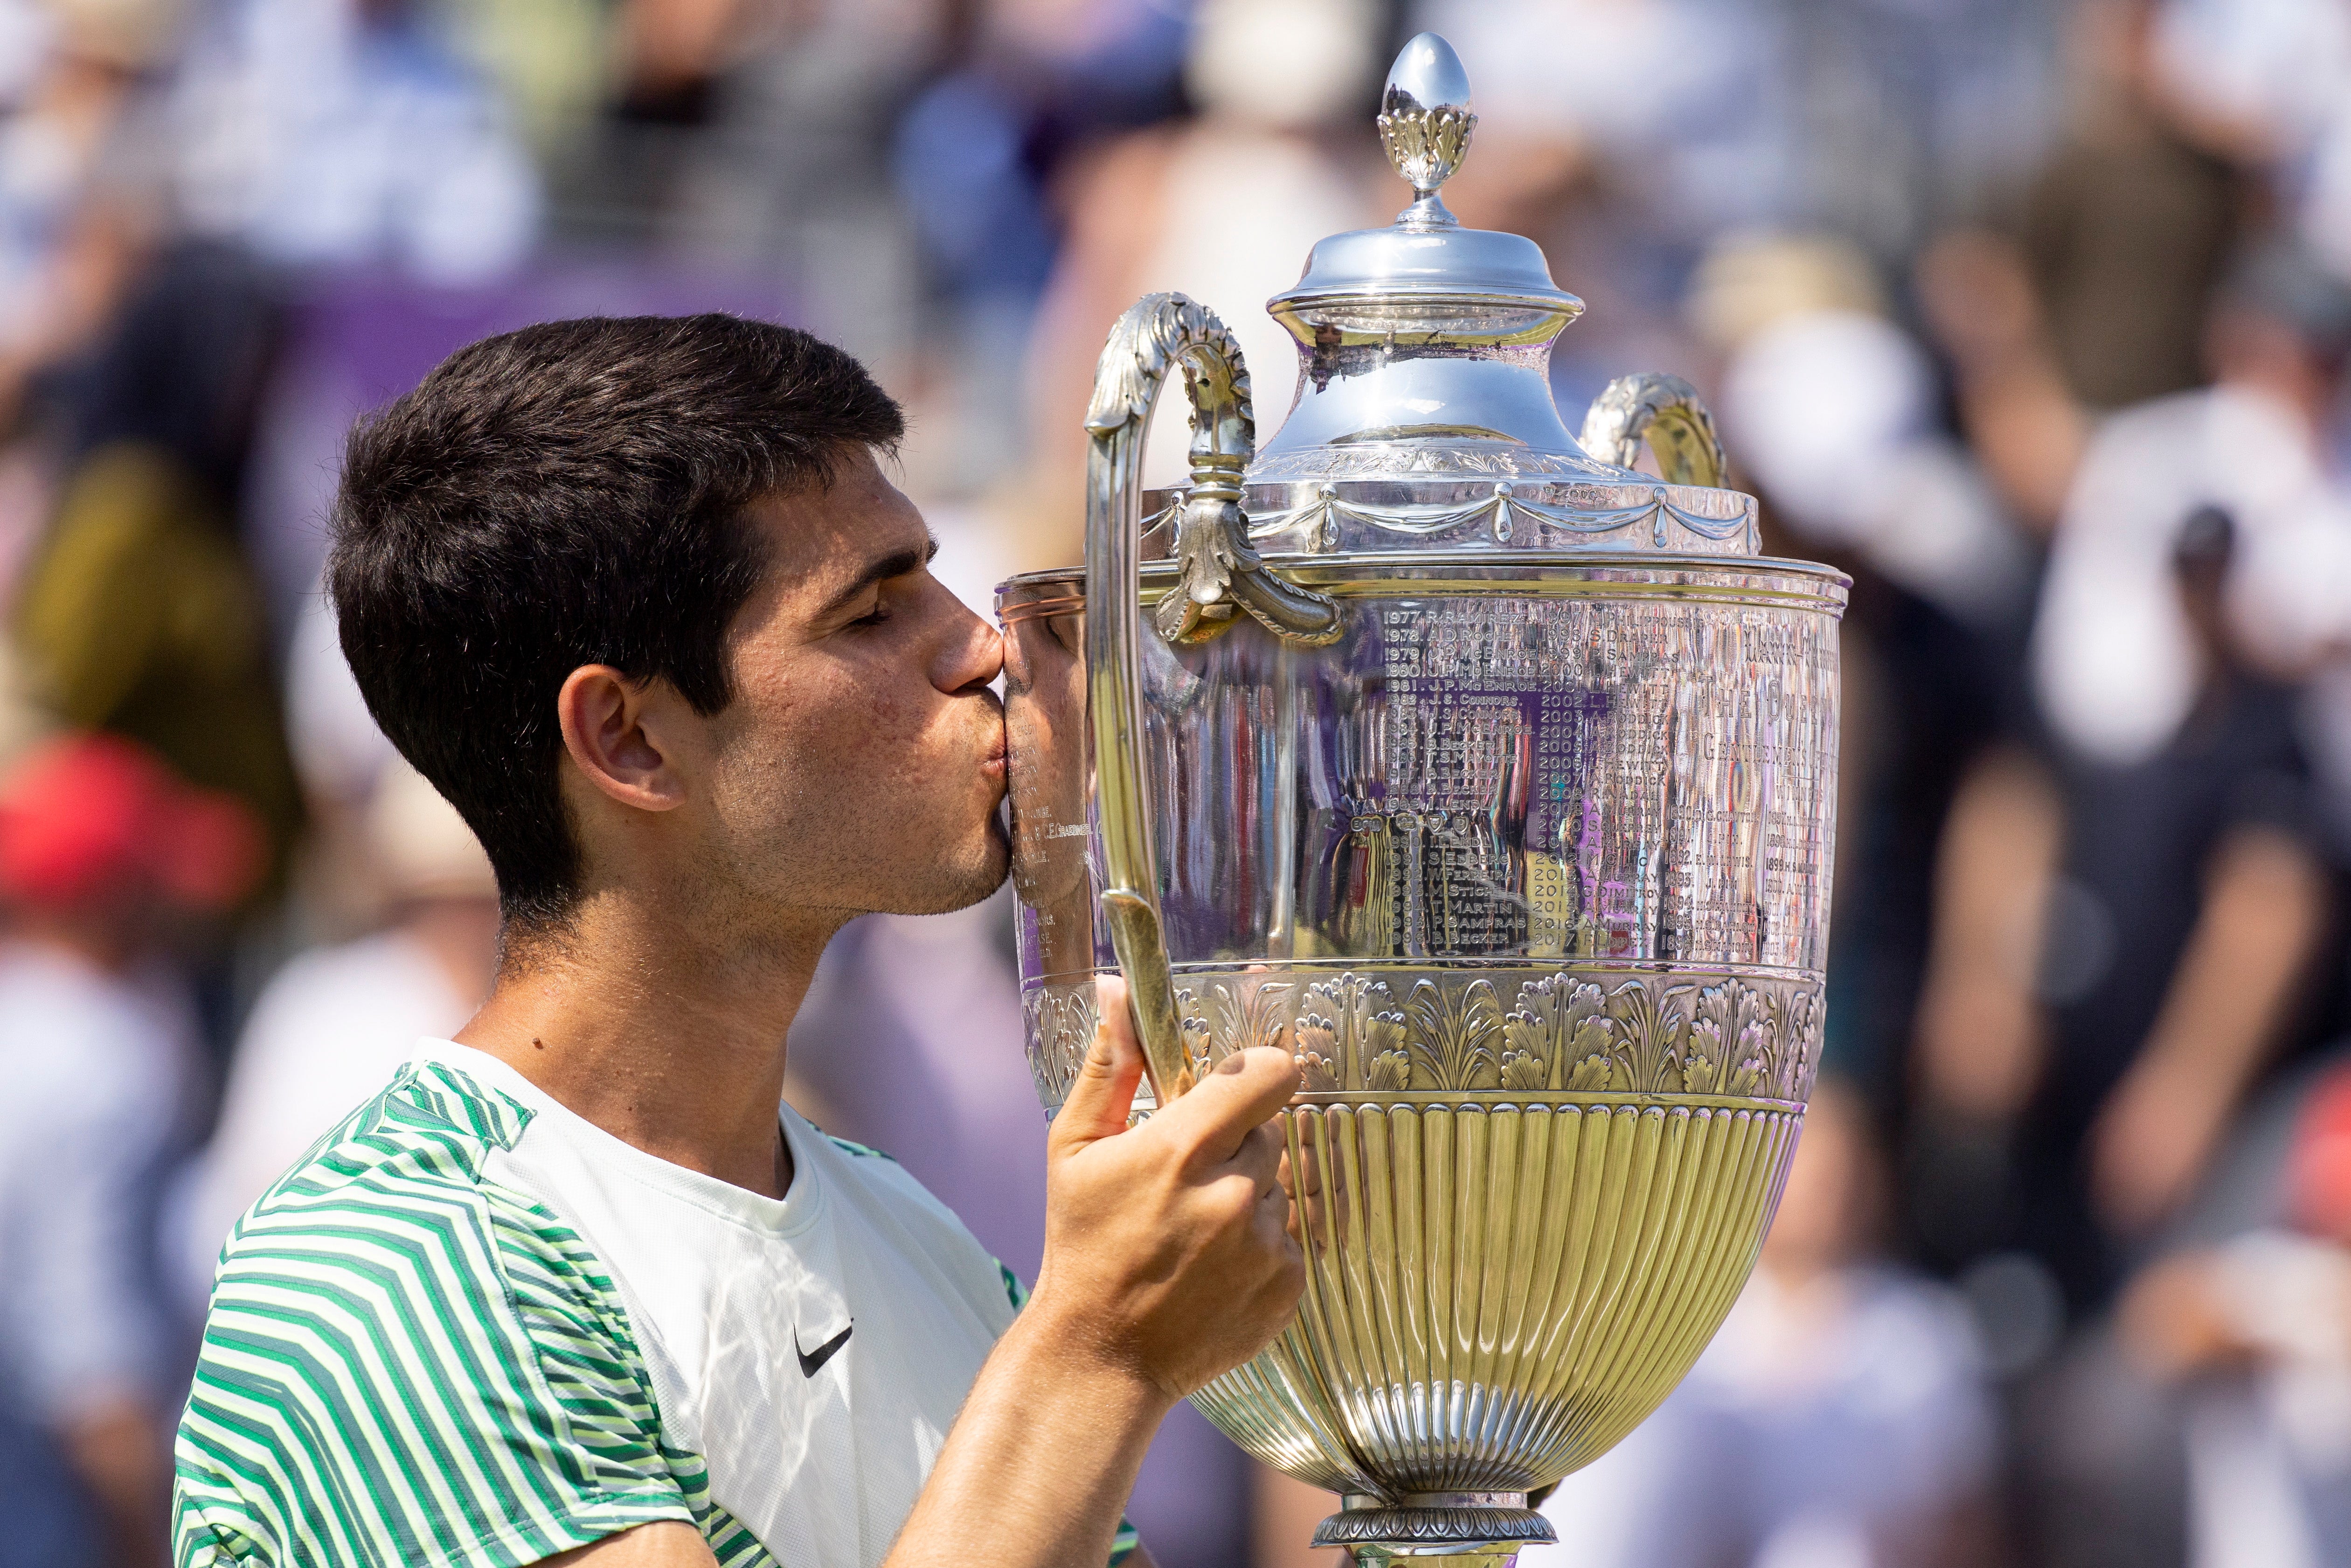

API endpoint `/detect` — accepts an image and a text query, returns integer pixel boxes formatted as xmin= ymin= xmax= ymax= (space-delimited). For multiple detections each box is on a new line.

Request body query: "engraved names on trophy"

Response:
xmin=1346 ymin=592 xmax=1836 ymax=968
xmin=1008 ymin=578 xmax=1839 ymax=988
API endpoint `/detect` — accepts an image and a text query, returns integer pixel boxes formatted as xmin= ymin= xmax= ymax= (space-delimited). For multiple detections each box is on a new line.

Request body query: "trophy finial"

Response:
xmin=1378 ymin=32 xmax=1475 ymax=218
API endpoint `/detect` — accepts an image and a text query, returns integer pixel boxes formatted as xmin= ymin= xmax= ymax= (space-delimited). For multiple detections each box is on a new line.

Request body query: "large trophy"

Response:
xmin=999 ymin=34 xmax=1844 ymax=1568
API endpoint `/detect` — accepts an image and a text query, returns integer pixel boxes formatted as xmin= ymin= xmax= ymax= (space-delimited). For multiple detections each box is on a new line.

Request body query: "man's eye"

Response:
xmin=850 ymin=602 xmax=891 ymax=628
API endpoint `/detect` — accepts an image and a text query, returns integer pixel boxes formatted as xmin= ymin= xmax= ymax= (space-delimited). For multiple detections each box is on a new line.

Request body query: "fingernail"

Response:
xmin=1215 ymin=1052 xmax=1248 ymax=1075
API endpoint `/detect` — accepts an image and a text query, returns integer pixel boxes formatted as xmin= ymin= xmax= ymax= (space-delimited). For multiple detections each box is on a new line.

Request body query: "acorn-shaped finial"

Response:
xmin=1378 ymin=33 xmax=1476 ymax=214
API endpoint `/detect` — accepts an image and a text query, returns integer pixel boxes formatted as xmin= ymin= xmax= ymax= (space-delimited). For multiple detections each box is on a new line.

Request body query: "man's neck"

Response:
xmin=453 ymin=895 xmax=832 ymax=1200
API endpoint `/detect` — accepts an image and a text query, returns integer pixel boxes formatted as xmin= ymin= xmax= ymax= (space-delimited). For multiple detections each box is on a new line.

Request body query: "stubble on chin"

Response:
xmin=902 ymin=807 xmax=1013 ymax=917
xmin=792 ymin=779 xmax=1011 ymax=920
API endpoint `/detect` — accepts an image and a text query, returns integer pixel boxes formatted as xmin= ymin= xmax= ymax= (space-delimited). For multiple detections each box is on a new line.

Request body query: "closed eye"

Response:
xmin=817 ymin=534 xmax=943 ymax=630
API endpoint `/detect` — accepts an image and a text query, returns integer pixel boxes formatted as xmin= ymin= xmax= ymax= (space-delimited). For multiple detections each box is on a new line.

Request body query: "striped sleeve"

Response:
xmin=173 ymin=1078 xmax=694 ymax=1568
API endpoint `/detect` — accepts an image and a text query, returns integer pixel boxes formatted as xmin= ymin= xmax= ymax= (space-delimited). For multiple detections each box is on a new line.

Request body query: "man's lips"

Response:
xmin=976 ymin=690 xmax=1008 ymax=780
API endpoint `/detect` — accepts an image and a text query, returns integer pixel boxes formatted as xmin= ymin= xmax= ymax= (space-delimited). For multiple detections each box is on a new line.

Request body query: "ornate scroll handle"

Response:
xmin=1087 ymin=295 xmax=1342 ymax=651
xmin=1578 ymin=372 xmax=1728 ymax=490
xmin=1081 ymin=294 xmax=1340 ymax=1100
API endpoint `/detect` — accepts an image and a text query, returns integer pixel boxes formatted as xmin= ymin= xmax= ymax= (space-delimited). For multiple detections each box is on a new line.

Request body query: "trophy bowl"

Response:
xmin=1000 ymin=34 xmax=1845 ymax=1567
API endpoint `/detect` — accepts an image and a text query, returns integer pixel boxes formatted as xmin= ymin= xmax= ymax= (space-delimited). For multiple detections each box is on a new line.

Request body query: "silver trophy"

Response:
xmin=999 ymin=33 xmax=1845 ymax=1568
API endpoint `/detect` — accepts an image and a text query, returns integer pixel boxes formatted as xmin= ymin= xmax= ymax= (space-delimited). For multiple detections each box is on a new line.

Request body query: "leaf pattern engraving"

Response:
xmin=1684 ymin=981 xmax=1768 ymax=1096
xmin=1176 ymin=985 xmax=1215 ymax=1082
xmin=1365 ymin=1045 xmax=1413 ymax=1092
xmin=1405 ymin=978 xmax=1504 ymax=1091
xmin=1498 ymin=994 xmax=1550 ymax=1091
xmin=1021 ymin=985 xmax=1099 ymax=1109
xmin=1296 ymin=973 xmax=1407 ymax=1092
xmin=1024 ymin=971 xmax=1825 ymax=1107
xmin=1775 ymin=986 xmax=1822 ymax=1101
xmin=1208 ymin=978 xmax=1295 ymax=1062
xmin=1503 ymin=975 xmax=1613 ymax=1091
xmin=1604 ymin=980 xmax=1691 ymax=1095
xmin=1499 ymin=1046 xmax=1550 ymax=1093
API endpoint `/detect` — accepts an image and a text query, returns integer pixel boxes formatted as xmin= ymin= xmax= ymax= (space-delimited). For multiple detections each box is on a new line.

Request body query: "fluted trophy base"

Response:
xmin=1313 ymin=1492 xmax=1553 ymax=1567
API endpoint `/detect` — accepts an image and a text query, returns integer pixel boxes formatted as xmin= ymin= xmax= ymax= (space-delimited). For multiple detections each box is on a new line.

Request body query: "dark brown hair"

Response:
xmin=328 ymin=314 xmax=903 ymax=928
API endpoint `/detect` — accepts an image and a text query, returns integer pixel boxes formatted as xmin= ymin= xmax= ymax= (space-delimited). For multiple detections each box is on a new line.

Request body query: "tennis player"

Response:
xmin=172 ymin=315 xmax=1304 ymax=1568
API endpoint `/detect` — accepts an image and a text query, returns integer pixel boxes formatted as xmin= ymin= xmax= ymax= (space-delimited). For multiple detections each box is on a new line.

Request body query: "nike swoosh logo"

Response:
xmin=796 ymin=1321 xmax=853 ymax=1378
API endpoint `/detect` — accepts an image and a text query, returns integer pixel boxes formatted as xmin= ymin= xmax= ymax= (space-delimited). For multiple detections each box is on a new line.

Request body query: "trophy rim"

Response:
xmin=996 ymin=549 xmax=1852 ymax=607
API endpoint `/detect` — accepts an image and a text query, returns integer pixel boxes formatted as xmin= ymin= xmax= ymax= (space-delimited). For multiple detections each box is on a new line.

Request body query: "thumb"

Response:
xmin=1050 ymin=975 xmax=1144 ymax=1153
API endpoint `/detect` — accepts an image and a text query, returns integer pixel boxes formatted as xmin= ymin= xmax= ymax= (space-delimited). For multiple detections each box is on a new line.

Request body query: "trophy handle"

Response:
xmin=1578 ymin=371 xmax=1727 ymax=489
xmin=1082 ymin=294 xmax=1341 ymax=1102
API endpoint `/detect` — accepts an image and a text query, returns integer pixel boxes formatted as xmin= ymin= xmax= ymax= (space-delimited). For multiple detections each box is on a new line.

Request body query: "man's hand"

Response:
xmin=1028 ymin=976 xmax=1306 ymax=1400
xmin=882 ymin=976 xmax=1301 ymax=1568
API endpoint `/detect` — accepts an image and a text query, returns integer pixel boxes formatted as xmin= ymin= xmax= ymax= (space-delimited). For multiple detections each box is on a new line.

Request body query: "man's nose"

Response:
xmin=937 ymin=590 xmax=1004 ymax=693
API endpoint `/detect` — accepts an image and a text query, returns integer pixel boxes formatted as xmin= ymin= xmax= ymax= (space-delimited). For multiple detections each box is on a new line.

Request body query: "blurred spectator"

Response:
xmin=885 ymin=0 xmax=1197 ymax=499
xmin=1902 ymin=0 xmax=2259 ymax=537
xmin=279 ymin=583 xmax=400 ymax=933
xmin=1908 ymin=246 xmax=2351 ymax=1320
xmin=2020 ymin=1051 xmax=2351 ymax=1568
xmin=2022 ymin=0 xmax=2251 ymax=412
xmin=2031 ymin=246 xmax=2351 ymax=772
xmin=1706 ymin=232 xmax=2028 ymax=629
xmin=1419 ymin=0 xmax=2060 ymax=353
xmin=1914 ymin=226 xmax=2093 ymax=535
xmin=1022 ymin=0 xmax=1387 ymax=562
xmin=1529 ymin=1082 xmax=1997 ymax=1568
xmin=1414 ymin=0 xmax=1778 ymax=241
xmin=0 ymin=732 xmax=257 ymax=1568
xmin=1915 ymin=506 xmax=2335 ymax=1316
xmin=653 ymin=0 xmax=941 ymax=376
xmin=435 ymin=0 xmax=607 ymax=164
xmin=1693 ymin=232 xmax=2024 ymax=1130
xmin=1918 ymin=2 xmax=2334 ymax=537
xmin=165 ymin=0 xmax=540 ymax=284
xmin=2148 ymin=0 xmax=2351 ymax=281
xmin=0 ymin=0 xmax=180 ymax=430
xmin=172 ymin=760 xmax=494 ymax=1306
xmin=11 ymin=243 xmax=303 ymax=889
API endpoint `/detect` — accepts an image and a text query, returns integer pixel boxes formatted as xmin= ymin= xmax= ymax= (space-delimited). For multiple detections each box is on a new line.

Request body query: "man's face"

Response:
xmin=694 ymin=448 xmax=1009 ymax=928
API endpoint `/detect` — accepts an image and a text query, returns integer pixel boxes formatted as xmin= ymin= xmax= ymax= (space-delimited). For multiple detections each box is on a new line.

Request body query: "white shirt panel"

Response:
xmin=416 ymin=1042 xmax=1017 ymax=1568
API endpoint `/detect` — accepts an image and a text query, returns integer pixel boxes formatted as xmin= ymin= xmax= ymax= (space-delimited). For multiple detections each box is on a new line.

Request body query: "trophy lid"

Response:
xmin=1196 ymin=33 xmax=1758 ymax=559
xmin=1246 ymin=33 xmax=1611 ymax=488
xmin=1270 ymin=34 xmax=1579 ymax=319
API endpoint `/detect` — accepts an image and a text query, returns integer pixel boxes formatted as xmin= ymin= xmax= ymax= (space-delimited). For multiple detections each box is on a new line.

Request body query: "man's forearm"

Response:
xmin=2140 ymin=826 xmax=2327 ymax=1099
xmin=886 ymin=1306 xmax=1171 ymax=1568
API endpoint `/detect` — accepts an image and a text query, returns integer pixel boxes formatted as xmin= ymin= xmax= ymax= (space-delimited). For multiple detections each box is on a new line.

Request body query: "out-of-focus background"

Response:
xmin=3 ymin=0 xmax=2350 ymax=1564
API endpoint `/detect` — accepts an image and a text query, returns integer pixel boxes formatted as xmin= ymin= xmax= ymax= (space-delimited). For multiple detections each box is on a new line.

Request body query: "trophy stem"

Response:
xmin=1312 ymin=1492 xmax=1554 ymax=1568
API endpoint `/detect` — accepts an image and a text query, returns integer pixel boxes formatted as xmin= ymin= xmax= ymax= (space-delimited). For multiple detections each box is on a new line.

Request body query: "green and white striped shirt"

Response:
xmin=174 ymin=1049 xmax=1140 ymax=1568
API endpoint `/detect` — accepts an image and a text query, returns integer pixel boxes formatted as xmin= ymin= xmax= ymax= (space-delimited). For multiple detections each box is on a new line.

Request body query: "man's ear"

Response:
xmin=555 ymin=665 xmax=690 ymax=813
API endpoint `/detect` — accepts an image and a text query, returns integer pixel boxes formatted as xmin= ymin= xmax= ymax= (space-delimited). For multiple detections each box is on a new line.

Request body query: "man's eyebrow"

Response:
xmin=813 ymin=531 xmax=941 ymax=620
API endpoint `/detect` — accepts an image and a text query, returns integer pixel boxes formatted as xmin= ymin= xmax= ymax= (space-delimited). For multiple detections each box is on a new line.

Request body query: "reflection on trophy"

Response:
xmin=999 ymin=32 xmax=1846 ymax=1568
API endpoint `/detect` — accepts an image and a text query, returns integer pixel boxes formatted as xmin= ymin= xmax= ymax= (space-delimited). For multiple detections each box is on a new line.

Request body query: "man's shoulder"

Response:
xmin=181 ymin=1062 xmax=702 ymax=1568
xmin=231 ymin=1059 xmax=531 ymax=1226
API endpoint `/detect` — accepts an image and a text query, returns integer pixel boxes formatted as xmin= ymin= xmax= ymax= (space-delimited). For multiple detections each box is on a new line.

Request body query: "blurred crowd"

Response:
xmin=0 ymin=0 xmax=2348 ymax=1565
